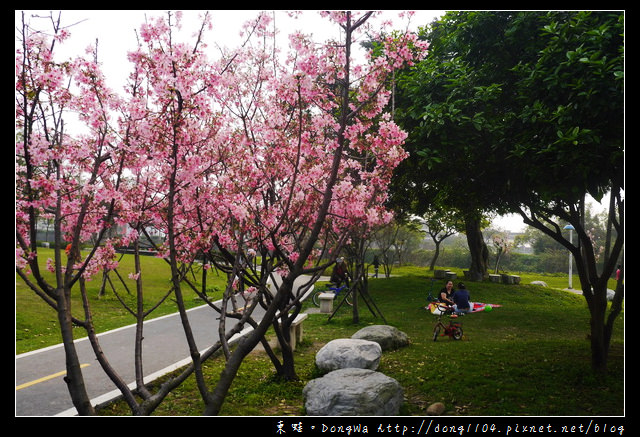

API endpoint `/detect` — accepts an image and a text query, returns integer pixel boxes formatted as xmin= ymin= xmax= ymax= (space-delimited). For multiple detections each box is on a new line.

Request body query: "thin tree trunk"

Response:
xmin=429 ymin=241 xmax=441 ymax=270
xmin=204 ymin=280 xmax=292 ymax=415
xmin=56 ymin=288 xmax=95 ymax=415
xmin=133 ymin=240 xmax=151 ymax=399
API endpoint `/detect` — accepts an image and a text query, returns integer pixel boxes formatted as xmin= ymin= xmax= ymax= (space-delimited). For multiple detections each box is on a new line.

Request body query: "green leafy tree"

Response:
xmin=507 ymin=12 xmax=624 ymax=374
xmin=421 ymin=205 xmax=461 ymax=270
xmin=391 ymin=12 xmax=538 ymax=280
xmin=393 ymin=11 xmax=623 ymax=372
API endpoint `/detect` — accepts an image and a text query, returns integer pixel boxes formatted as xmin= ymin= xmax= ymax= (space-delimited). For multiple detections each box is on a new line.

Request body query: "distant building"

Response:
xmin=33 ymin=219 xmax=164 ymax=248
xmin=506 ymin=231 xmax=533 ymax=254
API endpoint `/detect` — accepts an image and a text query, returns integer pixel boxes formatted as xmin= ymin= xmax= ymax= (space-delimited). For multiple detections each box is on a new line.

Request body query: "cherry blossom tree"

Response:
xmin=16 ymin=10 xmax=224 ymax=416
xmin=203 ymin=13 xmax=427 ymax=415
xmin=491 ymin=232 xmax=510 ymax=274
xmin=16 ymin=10 xmax=132 ymax=414
xmin=17 ymin=10 xmax=427 ymax=415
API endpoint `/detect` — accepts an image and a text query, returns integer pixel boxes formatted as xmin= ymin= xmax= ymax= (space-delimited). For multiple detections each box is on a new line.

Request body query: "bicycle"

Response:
xmin=432 ymin=305 xmax=463 ymax=341
xmin=312 ymin=284 xmax=352 ymax=307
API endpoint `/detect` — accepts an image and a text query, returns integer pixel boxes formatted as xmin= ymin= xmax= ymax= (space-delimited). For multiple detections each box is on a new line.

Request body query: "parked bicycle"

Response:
xmin=312 ymin=284 xmax=352 ymax=307
xmin=432 ymin=304 xmax=464 ymax=341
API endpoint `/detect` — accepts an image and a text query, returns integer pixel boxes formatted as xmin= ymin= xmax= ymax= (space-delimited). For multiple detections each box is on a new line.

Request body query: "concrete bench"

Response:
xmin=500 ymin=274 xmax=521 ymax=285
xmin=278 ymin=313 xmax=308 ymax=351
xmin=444 ymin=271 xmax=457 ymax=281
xmin=434 ymin=269 xmax=446 ymax=279
xmin=434 ymin=270 xmax=457 ymax=280
xmin=318 ymin=292 xmax=335 ymax=313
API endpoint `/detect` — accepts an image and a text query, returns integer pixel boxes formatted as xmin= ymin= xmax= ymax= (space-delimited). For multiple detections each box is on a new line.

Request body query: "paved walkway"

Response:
xmin=16 ymin=275 xmax=324 ymax=416
xmin=16 ymin=303 xmax=244 ymax=416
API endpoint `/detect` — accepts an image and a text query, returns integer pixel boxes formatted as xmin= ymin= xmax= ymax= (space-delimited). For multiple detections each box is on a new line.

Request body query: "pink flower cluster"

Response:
xmin=17 ymin=11 xmax=428 ymax=281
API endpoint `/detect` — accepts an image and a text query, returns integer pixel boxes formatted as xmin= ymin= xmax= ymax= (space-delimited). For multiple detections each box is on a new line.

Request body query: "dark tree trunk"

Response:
xmin=464 ymin=216 xmax=488 ymax=281
xmin=429 ymin=241 xmax=441 ymax=271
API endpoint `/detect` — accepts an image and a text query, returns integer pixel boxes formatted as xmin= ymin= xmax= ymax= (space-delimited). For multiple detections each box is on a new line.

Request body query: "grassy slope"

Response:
xmin=16 ymin=256 xmax=623 ymax=416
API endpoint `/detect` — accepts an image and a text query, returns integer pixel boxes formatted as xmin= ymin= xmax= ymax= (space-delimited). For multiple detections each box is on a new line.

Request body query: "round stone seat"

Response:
xmin=303 ymin=368 xmax=403 ymax=416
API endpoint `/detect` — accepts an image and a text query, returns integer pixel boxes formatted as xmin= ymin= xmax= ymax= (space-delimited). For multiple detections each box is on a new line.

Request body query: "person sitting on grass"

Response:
xmin=438 ymin=280 xmax=455 ymax=306
xmin=452 ymin=282 xmax=473 ymax=314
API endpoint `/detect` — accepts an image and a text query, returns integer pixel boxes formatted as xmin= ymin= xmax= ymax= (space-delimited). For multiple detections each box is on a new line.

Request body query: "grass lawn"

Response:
xmin=16 ymin=248 xmax=228 ymax=354
xmin=16 ymin=255 xmax=624 ymax=416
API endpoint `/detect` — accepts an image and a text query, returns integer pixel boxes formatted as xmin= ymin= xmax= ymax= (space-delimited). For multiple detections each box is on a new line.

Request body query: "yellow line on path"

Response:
xmin=16 ymin=364 xmax=90 ymax=390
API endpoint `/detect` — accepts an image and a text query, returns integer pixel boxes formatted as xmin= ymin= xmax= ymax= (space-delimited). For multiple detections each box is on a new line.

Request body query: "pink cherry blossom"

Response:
xmin=17 ymin=11 xmax=428 ymax=413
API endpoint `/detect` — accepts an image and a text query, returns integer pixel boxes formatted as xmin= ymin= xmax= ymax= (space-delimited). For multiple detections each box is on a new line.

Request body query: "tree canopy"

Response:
xmin=392 ymin=11 xmax=623 ymax=216
xmin=391 ymin=10 xmax=624 ymax=372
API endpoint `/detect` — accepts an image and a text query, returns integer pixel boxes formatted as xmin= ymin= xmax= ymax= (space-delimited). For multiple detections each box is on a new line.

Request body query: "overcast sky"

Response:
xmin=17 ymin=10 xmax=445 ymax=92
xmin=15 ymin=9 xmax=532 ymax=232
xmin=17 ymin=10 xmax=614 ymax=232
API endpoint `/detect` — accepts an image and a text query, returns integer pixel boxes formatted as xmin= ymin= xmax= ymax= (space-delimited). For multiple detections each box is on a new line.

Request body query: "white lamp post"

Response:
xmin=563 ymin=224 xmax=575 ymax=289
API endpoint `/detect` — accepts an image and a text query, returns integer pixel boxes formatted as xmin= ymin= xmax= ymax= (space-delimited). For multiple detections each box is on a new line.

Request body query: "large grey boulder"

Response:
xmin=315 ymin=338 xmax=382 ymax=372
xmin=351 ymin=325 xmax=409 ymax=351
xmin=303 ymin=368 xmax=403 ymax=416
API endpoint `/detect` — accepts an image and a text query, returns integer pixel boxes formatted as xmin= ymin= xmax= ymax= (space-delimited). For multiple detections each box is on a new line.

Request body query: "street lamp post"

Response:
xmin=563 ymin=224 xmax=575 ymax=289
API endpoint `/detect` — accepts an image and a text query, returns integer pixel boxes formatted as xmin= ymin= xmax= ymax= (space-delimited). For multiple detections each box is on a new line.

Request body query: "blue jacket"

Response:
xmin=453 ymin=289 xmax=470 ymax=309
